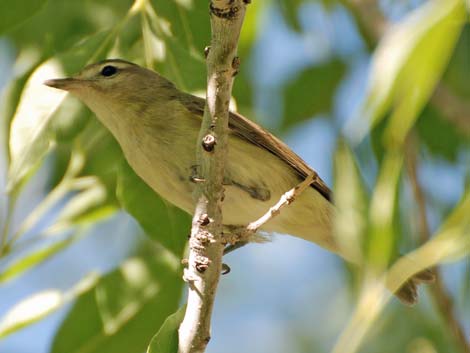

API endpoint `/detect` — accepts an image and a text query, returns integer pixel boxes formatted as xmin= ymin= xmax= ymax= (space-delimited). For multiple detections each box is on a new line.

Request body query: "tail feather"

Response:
xmin=395 ymin=268 xmax=436 ymax=305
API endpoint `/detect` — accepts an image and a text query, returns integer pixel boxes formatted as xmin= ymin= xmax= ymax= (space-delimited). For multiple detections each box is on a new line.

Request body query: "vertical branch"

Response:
xmin=178 ymin=1 xmax=247 ymax=353
xmin=405 ymin=136 xmax=470 ymax=353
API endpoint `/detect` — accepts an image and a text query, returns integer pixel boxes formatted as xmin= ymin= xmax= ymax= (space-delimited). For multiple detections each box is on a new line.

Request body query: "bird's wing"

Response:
xmin=180 ymin=95 xmax=332 ymax=203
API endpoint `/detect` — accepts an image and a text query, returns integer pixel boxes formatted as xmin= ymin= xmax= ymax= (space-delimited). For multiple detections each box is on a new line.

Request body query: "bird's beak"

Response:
xmin=43 ymin=77 xmax=79 ymax=91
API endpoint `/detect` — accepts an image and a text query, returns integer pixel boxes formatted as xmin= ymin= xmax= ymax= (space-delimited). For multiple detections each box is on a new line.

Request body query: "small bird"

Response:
xmin=45 ymin=59 xmax=433 ymax=304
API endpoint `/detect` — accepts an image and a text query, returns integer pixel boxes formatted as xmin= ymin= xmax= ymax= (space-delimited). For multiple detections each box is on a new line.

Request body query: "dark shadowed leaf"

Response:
xmin=147 ymin=306 xmax=186 ymax=353
xmin=51 ymin=250 xmax=183 ymax=353
xmin=0 ymin=0 xmax=47 ymax=34
xmin=281 ymin=59 xmax=345 ymax=130
xmin=416 ymin=105 xmax=468 ymax=162
xmin=117 ymin=162 xmax=190 ymax=257
xmin=278 ymin=0 xmax=303 ymax=32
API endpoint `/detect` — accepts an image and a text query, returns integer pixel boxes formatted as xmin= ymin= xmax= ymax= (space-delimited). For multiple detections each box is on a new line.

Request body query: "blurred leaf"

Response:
xmin=281 ymin=59 xmax=345 ymax=130
xmin=7 ymin=59 xmax=67 ymax=193
xmin=117 ymin=162 xmax=190 ymax=257
xmin=46 ymin=177 xmax=117 ymax=234
xmin=51 ymin=251 xmax=183 ymax=353
xmin=0 ymin=234 xmax=81 ymax=284
xmin=387 ymin=189 xmax=470 ymax=296
xmin=7 ymin=0 xmax=128 ymax=56
xmin=278 ymin=0 xmax=303 ymax=32
xmin=147 ymin=306 xmax=186 ymax=353
xmin=0 ymin=274 xmax=98 ymax=338
xmin=416 ymin=105 xmax=467 ymax=162
xmin=353 ymin=0 xmax=466 ymax=146
xmin=0 ymin=290 xmax=63 ymax=338
xmin=442 ymin=24 xmax=470 ymax=99
xmin=0 ymin=0 xmax=47 ymax=34
xmin=143 ymin=3 xmax=206 ymax=92
xmin=149 ymin=0 xmax=210 ymax=53
xmin=333 ymin=141 xmax=367 ymax=264
xmin=367 ymin=152 xmax=403 ymax=268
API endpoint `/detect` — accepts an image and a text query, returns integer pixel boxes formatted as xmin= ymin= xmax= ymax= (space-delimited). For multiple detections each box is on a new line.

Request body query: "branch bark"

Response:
xmin=178 ymin=1 xmax=247 ymax=353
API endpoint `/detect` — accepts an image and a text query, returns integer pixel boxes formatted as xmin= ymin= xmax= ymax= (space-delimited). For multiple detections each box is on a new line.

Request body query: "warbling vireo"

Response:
xmin=45 ymin=59 xmax=433 ymax=304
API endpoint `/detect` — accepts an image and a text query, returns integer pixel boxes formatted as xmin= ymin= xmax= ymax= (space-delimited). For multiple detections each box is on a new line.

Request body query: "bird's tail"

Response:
xmin=394 ymin=268 xmax=436 ymax=305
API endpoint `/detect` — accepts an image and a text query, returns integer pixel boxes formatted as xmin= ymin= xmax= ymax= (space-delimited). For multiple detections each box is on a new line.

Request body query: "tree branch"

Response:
xmin=405 ymin=136 xmax=470 ymax=353
xmin=178 ymin=1 xmax=248 ymax=353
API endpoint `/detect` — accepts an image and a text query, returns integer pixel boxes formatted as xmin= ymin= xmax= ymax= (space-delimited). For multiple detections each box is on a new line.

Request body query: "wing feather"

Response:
xmin=180 ymin=94 xmax=332 ymax=202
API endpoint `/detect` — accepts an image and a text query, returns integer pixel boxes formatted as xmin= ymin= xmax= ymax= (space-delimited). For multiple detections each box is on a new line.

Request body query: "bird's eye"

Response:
xmin=101 ymin=65 xmax=117 ymax=77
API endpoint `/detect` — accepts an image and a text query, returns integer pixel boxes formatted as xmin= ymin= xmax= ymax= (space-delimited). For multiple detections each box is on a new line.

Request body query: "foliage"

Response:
xmin=0 ymin=0 xmax=469 ymax=353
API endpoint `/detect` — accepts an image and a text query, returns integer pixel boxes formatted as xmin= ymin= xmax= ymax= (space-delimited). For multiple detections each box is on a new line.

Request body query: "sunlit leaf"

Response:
xmin=7 ymin=59 xmax=67 ymax=193
xmin=351 ymin=0 xmax=466 ymax=145
xmin=367 ymin=152 xmax=403 ymax=268
xmin=0 ymin=290 xmax=62 ymax=338
xmin=0 ymin=234 xmax=81 ymax=284
xmin=117 ymin=162 xmax=190 ymax=257
xmin=333 ymin=188 xmax=470 ymax=353
xmin=333 ymin=141 xmax=366 ymax=264
xmin=0 ymin=274 xmax=98 ymax=338
xmin=46 ymin=177 xmax=115 ymax=234
xmin=147 ymin=306 xmax=186 ymax=353
xmin=51 ymin=251 xmax=183 ymax=353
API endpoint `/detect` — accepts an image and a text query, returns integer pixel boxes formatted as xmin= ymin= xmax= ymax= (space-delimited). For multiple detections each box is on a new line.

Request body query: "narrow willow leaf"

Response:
xmin=0 ymin=235 xmax=80 ymax=283
xmin=147 ymin=306 xmax=186 ymax=353
xmin=0 ymin=273 xmax=98 ymax=338
xmin=0 ymin=290 xmax=62 ymax=338
xmin=350 ymin=0 xmax=466 ymax=144
xmin=333 ymin=141 xmax=366 ymax=264
xmin=367 ymin=152 xmax=403 ymax=268
xmin=7 ymin=59 xmax=66 ymax=193
xmin=333 ymin=189 xmax=470 ymax=353
xmin=46 ymin=177 xmax=112 ymax=233
xmin=51 ymin=251 xmax=183 ymax=353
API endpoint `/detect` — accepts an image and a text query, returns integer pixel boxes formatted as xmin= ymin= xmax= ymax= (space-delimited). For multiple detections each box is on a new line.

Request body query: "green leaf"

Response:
xmin=416 ymin=105 xmax=468 ymax=162
xmin=0 ymin=290 xmax=63 ymax=338
xmin=281 ymin=59 xmax=345 ymax=130
xmin=7 ymin=0 xmax=128 ymax=56
xmin=117 ymin=161 xmax=190 ymax=257
xmin=278 ymin=0 xmax=303 ymax=32
xmin=353 ymin=0 xmax=466 ymax=146
xmin=51 ymin=251 xmax=183 ymax=353
xmin=7 ymin=59 xmax=68 ymax=193
xmin=147 ymin=306 xmax=186 ymax=353
xmin=143 ymin=3 xmax=206 ymax=92
xmin=46 ymin=177 xmax=116 ymax=234
xmin=367 ymin=152 xmax=403 ymax=269
xmin=0 ymin=235 xmax=80 ymax=284
xmin=0 ymin=274 xmax=98 ymax=338
xmin=333 ymin=141 xmax=367 ymax=264
xmin=0 ymin=0 xmax=47 ymax=34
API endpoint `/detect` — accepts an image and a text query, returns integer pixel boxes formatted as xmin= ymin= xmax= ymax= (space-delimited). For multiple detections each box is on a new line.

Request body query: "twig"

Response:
xmin=340 ymin=0 xmax=470 ymax=135
xmin=178 ymin=1 xmax=247 ymax=353
xmin=247 ymin=172 xmax=318 ymax=232
xmin=223 ymin=172 xmax=318 ymax=254
xmin=405 ymin=136 xmax=470 ymax=353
